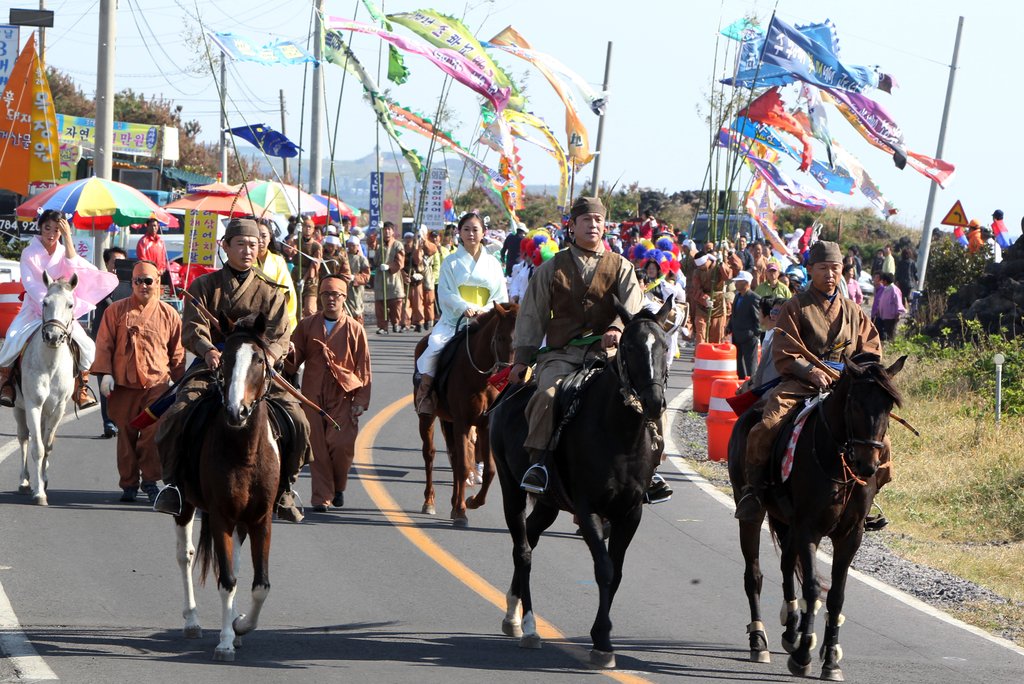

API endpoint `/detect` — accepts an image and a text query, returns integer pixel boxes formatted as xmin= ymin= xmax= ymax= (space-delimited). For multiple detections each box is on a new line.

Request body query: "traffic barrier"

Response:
xmin=692 ymin=342 xmax=737 ymax=412
xmin=707 ymin=377 xmax=744 ymax=462
xmin=0 ymin=281 xmax=24 ymax=338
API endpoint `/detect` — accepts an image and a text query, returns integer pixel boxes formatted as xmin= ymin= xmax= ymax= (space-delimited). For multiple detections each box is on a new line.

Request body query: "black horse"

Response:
xmin=489 ymin=298 xmax=672 ymax=669
xmin=728 ymin=353 xmax=906 ymax=681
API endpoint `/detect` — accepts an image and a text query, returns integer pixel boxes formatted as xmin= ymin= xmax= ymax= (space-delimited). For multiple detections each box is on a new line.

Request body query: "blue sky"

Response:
xmin=27 ymin=0 xmax=1015 ymax=231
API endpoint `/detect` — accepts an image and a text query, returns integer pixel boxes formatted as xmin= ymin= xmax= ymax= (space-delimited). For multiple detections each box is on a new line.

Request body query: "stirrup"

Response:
xmin=520 ymin=464 xmax=548 ymax=494
xmin=152 ymin=484 xmax=183 ymax=516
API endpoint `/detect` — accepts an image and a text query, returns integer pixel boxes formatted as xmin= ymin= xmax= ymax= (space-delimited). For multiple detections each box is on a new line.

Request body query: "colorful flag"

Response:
xmin=227 ymin=124 xmax=300 ymax=158
xmin=830 ymin=142 xmax=898 ymax=217
xmin=824 ymin=88 xmax=955 ymax=188
xmin=323 ymin=30 xmax=424 ymax=179
xmin=324 ymin=17 xmax=510 ymax=112
xmin=388 ymin=10 xmax=522 ymax=110
xmin=0 ymin=34 xmax=61 ymax=195
xmin=745 ymin=175 xmax=796 ymax=261
xmin=738 ymin=88 xmax=813 ymax=172
xmin=724 ymin=121 xmax=854 ymax=195
xmin=487 ymin=25 xmax=598 ymax=166
xmin=208 ymin=31 xmax=315 ymax=65
xmin=992 ymin=219 xmax=1012 ymax=249
xmin=952 ymin=225 xmax=968 ymax=247
xmin=798 ymin=84 xmax=834 ymax=167
xmin=503 ymin=109 xmax=569 ymax=212
xmin=359 ymin=0 xmax=409 ymax=84
xmin=758 ymin=16 xmax=879 ymax=93
xmin=747 ymin=157 xmax=829 ymax=210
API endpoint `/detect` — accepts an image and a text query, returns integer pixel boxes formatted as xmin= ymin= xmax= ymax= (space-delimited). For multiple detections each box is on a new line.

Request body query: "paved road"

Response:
xmin=1 ymin=331 xmax=1021 ymax=683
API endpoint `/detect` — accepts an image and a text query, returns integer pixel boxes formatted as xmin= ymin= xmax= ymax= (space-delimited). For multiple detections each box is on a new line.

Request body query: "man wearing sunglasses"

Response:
xmin=92 ymin=261 xmax=186 ymax=504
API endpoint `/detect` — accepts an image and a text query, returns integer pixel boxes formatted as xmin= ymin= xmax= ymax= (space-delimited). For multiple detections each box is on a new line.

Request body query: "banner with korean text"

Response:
xmin=184 ymin=210 xmax=219 ymax=266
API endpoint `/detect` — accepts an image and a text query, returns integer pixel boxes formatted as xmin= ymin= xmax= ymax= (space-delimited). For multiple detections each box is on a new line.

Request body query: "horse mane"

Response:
xmin=844 ymin=356 xmax=903 ymax=409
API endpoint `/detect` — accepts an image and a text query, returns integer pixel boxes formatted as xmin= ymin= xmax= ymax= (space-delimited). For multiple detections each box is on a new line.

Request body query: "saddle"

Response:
xmin=432 ymin=326 xmax=470 ymax=410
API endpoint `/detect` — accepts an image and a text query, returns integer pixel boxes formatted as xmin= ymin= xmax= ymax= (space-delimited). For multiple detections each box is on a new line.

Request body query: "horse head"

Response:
xmin=489 ymin=302 xmax=520 ymax=365
xmin=218 ymin=312 xmax=272 ymax=429
xmin=613 ymin=296 xmax=672 ymax=420
xmin=830 ymin=352 xmax=907 ymax=479
xmin=40 ymin=272 xmax=78 ymax=348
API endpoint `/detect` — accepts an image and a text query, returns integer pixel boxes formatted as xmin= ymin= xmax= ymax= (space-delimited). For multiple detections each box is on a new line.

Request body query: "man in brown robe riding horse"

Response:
xmin=153 ymin=218 xmax=311 ymax=523
xmin=734 ymin=240 xmax=891 ymax=524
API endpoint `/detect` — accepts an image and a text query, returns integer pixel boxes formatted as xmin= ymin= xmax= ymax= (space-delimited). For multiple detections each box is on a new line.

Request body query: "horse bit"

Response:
xmin=40 ymin=316 xmax=73 ymax=348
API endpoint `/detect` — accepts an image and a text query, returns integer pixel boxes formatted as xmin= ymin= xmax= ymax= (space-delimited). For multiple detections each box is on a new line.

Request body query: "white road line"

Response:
xmin=662 ymin=386 xmax=1024 ymax=658
xmin=0 ymin=405 xmax=94 ymax=681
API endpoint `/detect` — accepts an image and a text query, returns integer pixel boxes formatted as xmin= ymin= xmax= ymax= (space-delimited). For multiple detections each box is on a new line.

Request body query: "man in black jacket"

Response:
xmin=727 ymin=270 xmax=761 ymax=378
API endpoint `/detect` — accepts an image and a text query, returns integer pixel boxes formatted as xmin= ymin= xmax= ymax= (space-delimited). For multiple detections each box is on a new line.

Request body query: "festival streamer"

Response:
xmin=488 ymin=25 xmax=598 ymax=166
xmin=358 ymin=0 xmax=409 ymax=84
xmin=746 ymin=157 xmax=829 ymax=210
xmin=500 ymin=145 xmax=525 ymax=213
xmin=824 ymin=88 xmax=955 ymax=188
xmin=737 ymin=88 xmax=813 ymax=172
xmin=208 ymin=31 xmax=315 ymax=65
xmin=323 ymin=30 xmax=424 ymax=179
xmin=745 ymin=175 xmax=797 ymax=262
xmin=992 ymin=217 xmax=1012 ymax=249
xmin=503 ymin=109 xmax=570 ymax=212
xmin=388 ymin=10 xmax=523 ymax=111
xmin=324 ymin=16 xmax=511 ymax=111
xmin=830 ymin=141 xmax=898 ymax=217
xmin=799 ymin=84 xmax=834 ymax=167
xmin=728 ymin=119 xmax=854 ymax=195
xmin=227 ymin=124 xmax=301 ymax=158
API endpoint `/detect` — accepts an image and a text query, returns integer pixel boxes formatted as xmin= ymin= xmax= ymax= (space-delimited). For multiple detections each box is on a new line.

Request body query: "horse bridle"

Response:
xmin=40 ymin=315 xmax=73 ymax=348
xmin=613 ymin=319 xmax=667 ymax=414
xmin=816 ymin=375 xmax=888 ymax=497
xmin=458 ymin=313 xmax=512 ymax=376
xmin=214 ymin=336 xmax=274 ymax=415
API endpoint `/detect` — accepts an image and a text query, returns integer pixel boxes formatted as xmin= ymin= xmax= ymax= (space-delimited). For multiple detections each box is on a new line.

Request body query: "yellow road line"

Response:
xmin=355 ymin=395 xmax=653 ymax=684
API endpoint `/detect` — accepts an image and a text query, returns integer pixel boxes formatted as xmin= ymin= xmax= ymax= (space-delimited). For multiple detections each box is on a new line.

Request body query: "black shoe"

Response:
xmin=141 ymin=481 xmax=159 ymax=504
xmin=734 ymin=486 xmax=763 ymax=522
xmin=275 ymin=490 xmax=304 ymax=523
xmin=645 ymin=473 xmax=673 ymax=504
xmin=120 ymin=487 xmax=138 ymax=503
xmin=102 ymin=424 xmax=118 ymax=439
xmin=332 ymin=491 xmax=344 ymax=508
xmin=415 ymin=324 xmax=422 ymax=333
xmin=391 ymin=324 xmax=398 ymax=333
xmin=153 ymin=484 xmax=182 ymax=515
xmin=312 ymin=504 xmax=329 ymax=513
xmin=376 ymin=328 xmax=388 ymax=335
xmin=520 ymin=465 xmax=548 ymax=494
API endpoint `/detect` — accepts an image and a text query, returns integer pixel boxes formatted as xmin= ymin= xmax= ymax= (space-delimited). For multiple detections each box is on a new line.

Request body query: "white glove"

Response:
xmin=412 ymin=273 xmax=424 ymax=282
xmin=380 ymin=264 xmax=390 ymax=272
xmin=100 ymin=375 xmax=115 ymax=397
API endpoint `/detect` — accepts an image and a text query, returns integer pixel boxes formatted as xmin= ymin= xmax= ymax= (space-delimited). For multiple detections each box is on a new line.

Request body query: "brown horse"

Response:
xmin=413 ymin=303 xmax=518 ymax=526
xmin=172 ymin=313 xmax=280 ymax=661
xmin=728 ymin=354 xmax=906 ymax=681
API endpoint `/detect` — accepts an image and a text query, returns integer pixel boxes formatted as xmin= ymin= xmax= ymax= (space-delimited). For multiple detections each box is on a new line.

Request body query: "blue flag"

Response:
xmin=227 ymin=124 xmax=301 ymax=158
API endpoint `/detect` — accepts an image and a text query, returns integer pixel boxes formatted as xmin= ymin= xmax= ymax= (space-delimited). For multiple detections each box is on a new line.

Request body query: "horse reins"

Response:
xmin=458 ymin=312 xmax=511 ymax=376
xmin=40 ymin=316 xmax=72 ymax=348
xmin=614 ymin=319 xmax=667 ymax=414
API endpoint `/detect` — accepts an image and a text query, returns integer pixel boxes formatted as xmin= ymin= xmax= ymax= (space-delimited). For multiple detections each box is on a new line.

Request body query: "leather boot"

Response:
xmin=735 ymin=424 xmax=771 ymax=522
xmin=75 ymin=371 xmax=98 ymax=409
xmin=0 ymin=366 xmax=14 ymax=408
xmin=415 ymin=374 xmax=435 ymax=416
xmin=275 ymin=489 xmax=304 ymax=523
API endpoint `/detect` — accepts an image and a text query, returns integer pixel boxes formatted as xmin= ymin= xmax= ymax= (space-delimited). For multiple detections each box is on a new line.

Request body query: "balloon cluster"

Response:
xmin=520 ymin=229 xmax=557 ymax=266
xmin=628 ymin=236 xmax=681 ymax=274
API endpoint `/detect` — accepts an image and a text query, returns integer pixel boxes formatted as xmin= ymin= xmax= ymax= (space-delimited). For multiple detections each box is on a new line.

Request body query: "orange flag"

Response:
xmin=738 ymin=87 xmax=813 ymax=173
xmin=0 ymin=34 xmax=61 ymax=195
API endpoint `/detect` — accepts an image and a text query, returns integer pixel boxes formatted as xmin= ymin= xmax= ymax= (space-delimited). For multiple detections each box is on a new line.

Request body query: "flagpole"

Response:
xmin=309 ymin=0 xmax=326 ymax=195
xmin=917 ymin=15 xmax=963 ymax=291
xmin=94 ymin=0 xmax=116 ymax=269
xmin=590 ymin=41 xmax=612 ymax=197
xmin=219 ymin=54 xmax=228 ymax=182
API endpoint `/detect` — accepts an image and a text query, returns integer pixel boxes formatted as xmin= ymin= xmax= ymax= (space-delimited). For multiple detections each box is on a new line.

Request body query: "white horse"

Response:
xmin=15 ymin=273 xmax=78 ymax=505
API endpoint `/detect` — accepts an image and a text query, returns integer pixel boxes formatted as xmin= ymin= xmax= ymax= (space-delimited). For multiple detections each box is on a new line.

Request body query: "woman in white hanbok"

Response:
xmin=414 ymin=212 xmax=508 ymax=415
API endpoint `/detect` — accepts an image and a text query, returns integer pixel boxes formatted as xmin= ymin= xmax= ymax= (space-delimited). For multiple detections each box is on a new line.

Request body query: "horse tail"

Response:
xmin=195 ymin=511 xmax=215 ymax=585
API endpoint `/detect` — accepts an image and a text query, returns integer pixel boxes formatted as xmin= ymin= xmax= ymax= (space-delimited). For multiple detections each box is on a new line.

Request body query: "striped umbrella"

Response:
xmin=165 ymin=186 xmax=268 ymax=217
xmin=16 ymin=177 xmax=174 ymax=230
xmin=312 ymin=194 xmax=359 ymax=224
xmin=241 ymin=180 xmax=327 ymax=218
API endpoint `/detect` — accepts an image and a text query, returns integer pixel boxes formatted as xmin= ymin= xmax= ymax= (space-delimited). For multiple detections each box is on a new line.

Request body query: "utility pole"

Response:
xmin=589 ymin=41 xmax=612 ymax=197
xmin=280 ymin=89 xmax=290 ymax=183
xmin=94 ymin=0 xmax=116 ymax=267
xmin=219 ymin=54 xmax=228 ymax=183
xmin=38 ymin=1 xmax=45 ymax=66
xmin=917 ymin=16 xmax=964 ymax=290
xmin=309 ymin=0 xmax=325 ymax=195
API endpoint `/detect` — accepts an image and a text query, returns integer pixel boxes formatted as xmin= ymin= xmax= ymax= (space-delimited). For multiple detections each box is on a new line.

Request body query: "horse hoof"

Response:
xmin=421 ymin=503 xmax=436 ymax=515
xmin=233 ymin=636 xmax=243 ymax=648
xmin=820 ymin=665 xmax=844 ymax=681
xmin=33 ymin=496 xmax=47 ymax=506
xmin=232 ymin=614 xmax=252 ymax=636
xmin=18 ymin=485 xmax=31 ymax=495
xmin=466 ymin=496 xmax=482 ymax=510
xmin=787 ymin=655 xmax=813 ymax=677
xmin=213 ymin=647 xmax=235 ymax=662
xmin=782 ymin=634 xmax=798 ymax=654
xmin=502 ymin=618 xmax=523 ymax=638
xmin=452 ymin=516 xmax=469 ymax=528
xmin=183 ymin=625 xmax=202 ymax=639
xmin=589 ymin=649 xmax=616 ymax=669
xmin=750 ymin=649 xmax=771 ymax=663
xmin=518 ymin=634 xmax=542 ymax=649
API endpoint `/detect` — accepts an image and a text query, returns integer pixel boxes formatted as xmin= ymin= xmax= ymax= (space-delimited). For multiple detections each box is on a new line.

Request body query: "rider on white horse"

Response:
xmin=0 ymin=210 xmax=118 ymax=408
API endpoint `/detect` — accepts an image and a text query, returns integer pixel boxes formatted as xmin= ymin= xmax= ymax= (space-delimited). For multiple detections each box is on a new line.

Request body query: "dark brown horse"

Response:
xmin=413 ymin=303 xmax=518 ymax=526
xmin=489 ymin=300 xmax=672 ymax=668
xmin=172 ymin=313 xmax=280 ymax=662
xmin=728 ymin=354 xmax=906 ymax=681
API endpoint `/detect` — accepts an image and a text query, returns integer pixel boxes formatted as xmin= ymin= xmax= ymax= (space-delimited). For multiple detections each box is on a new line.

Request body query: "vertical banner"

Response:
xmin=0 ymin=34 xmax=60 ymax=195
xmin=381 ymin=172 xmax=403 ymax=230
xmin=184 ymin=210 xmax=219 ymax=266
xmin=368 ymin=172 xmax=382 ymax=232
xmin=71 ymin=229 xmax=95 ymax=264
xmin=0 ymin=25 xmax=20 ymax=91
xmin=418 ymin=167 xmax=447 ymax=233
